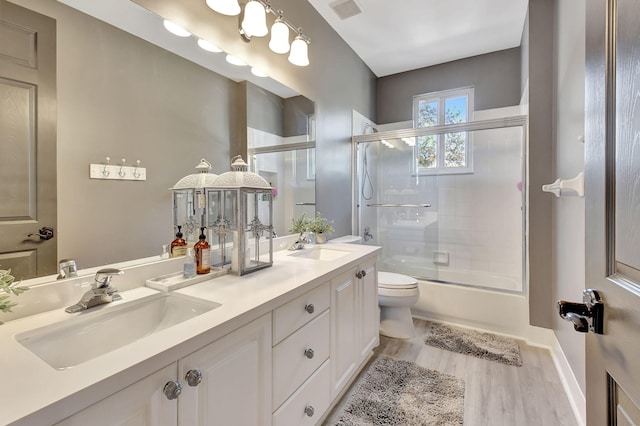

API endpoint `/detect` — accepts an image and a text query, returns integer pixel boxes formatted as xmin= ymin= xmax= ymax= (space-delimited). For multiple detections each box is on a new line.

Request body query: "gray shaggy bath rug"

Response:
xmin=332 ymin=356 xmax=464 ymax=426
xmin=423 ymin=321 xmax=523 ymax=366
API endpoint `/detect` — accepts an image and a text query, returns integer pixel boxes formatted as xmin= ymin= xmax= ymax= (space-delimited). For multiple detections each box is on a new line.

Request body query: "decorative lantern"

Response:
xmin=170 ymin=159 xmax=218 ymax=244
xmin=207 ymin=155 xmax=273 ymax=275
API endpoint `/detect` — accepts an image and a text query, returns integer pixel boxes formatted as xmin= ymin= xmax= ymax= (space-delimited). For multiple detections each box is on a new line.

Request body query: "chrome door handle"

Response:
xmin=27 ymin=227 xmax=54 ymax=241
xmin=558 ymin=289 xmax=604 ymax=334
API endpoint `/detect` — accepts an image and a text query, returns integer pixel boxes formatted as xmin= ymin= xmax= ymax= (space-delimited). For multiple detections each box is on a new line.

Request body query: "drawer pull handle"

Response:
xmin=163 ymin=380 xmax=182 ymax=400
xmin=304 ymin=348 xmax=315 ymax=359
xmin=305 ymin=303 xmax=315 ymax=314
xmin=185 ymin=369 xmax=203 ymax=387
xmin=304 ymin=405 xmax=315 ymax=417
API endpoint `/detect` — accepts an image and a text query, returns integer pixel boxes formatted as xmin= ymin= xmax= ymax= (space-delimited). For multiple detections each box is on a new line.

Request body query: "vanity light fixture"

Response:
xmin=225 ymin=54 xmax=247 ymax=66
xmin=205 ymin=0 xmax=241 ymax=16
xmin=206 ymin=0 xmax=310 ymax=66
xmin=241 ymin=0 xmax=268 ymax=37
xmin=163 ymin=20 xmax=191 ymax=37
xmin=197 ymin=38 xmax=223 ymax=53
xmin=269 ymin=17 xmax=290 ymax=54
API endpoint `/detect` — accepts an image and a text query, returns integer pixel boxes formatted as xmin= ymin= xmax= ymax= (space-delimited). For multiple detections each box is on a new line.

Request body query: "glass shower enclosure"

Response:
xmin=353 ymin=115 xmax=527 ymax=293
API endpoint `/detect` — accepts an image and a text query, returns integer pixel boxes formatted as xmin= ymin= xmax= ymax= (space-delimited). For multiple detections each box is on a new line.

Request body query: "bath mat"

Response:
xmin=331 ymin=356 xmax=464 ymax=426
xmin=423 ymin=321 xmax=522 ymax=367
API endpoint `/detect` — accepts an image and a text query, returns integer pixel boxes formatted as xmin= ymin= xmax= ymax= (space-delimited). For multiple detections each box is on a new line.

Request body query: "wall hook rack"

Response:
xmin=90 ymin=157 xmax=147 ymax=181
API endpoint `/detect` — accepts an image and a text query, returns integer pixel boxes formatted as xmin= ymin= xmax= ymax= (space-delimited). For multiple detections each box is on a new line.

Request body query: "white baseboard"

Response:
xmin=549 ymin=334 xmax=586 ymax=426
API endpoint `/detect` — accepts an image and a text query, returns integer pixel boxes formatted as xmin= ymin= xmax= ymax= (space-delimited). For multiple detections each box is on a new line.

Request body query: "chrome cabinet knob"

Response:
xmin=355 ymin=271 xmax=363 ymax=279
xmin=304 ymin=405 xmax=315 ymax=417
xmin=163 ymin=380 xmax=182 ymax=400
xmin=304 ymin=303 xmax=314 ymax=314
xmin=361 ymin=270 xmax=367 ymax=277
xmin=185 ymin=369 xmax=203 ymax=387
xmin=304 ymin=348 xmax=314 ymax=359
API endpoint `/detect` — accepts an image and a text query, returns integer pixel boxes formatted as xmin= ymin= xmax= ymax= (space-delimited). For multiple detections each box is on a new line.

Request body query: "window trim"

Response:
xmin=412 ymin=87 xmax=475 ymax=175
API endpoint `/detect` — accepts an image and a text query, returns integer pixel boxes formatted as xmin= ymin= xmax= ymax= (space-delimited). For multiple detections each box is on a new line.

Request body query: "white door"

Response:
xmin=56 ymin=364 xmax=177 ymax=426
xmin=0 ymin=0 xmax=57 ymax=278
xmin=584 ymin=0 xmax=640 ymax=423
xmin=178 ymin=314 xmax=272 ymax=426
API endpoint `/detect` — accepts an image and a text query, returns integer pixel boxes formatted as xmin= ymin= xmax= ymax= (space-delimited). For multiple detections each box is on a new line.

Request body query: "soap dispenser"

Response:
xmin=194 ymin=227 xmax=211 ymax=274
xmin=171 ymin=225 xmax=188 ymax=257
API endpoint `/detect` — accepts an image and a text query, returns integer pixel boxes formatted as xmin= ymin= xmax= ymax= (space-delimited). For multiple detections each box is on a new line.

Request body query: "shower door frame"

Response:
xmin=351 ymin=115 xmax=529 ymax=293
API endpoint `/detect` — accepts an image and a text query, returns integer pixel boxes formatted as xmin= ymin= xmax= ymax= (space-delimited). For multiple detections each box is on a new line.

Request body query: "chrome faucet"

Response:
xmin=65 ymin=268 xmax=124 ymax=313
xmin=57 ymin=259 xmax=78 ymax=280
xmin=289 ymin=231 xmax=312 ymax=250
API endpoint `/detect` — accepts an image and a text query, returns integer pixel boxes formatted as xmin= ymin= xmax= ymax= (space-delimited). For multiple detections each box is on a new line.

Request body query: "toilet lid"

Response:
xmin=378 ymin=271 xmax=418 ymax=289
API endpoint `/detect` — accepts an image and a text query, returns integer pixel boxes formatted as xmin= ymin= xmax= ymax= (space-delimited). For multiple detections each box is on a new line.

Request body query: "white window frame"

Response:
xmin=412 ymin=87 xmax=474 ymax=175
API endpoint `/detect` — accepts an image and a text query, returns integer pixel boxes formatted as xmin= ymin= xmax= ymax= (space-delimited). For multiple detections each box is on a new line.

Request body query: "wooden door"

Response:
xmin=0 ymin=0 xmax=57 ymax=279
xmin=585 ymin=0 xmax=640 ymax=423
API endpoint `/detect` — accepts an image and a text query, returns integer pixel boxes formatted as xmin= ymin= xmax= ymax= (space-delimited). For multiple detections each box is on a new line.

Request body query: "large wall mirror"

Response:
xmin=2 ymin=0 xmax=316 ymax=279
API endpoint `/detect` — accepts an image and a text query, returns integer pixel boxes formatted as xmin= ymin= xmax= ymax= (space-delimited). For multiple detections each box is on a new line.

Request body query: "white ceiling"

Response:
xmin=307 ymin=0 xmax=529 ymax=77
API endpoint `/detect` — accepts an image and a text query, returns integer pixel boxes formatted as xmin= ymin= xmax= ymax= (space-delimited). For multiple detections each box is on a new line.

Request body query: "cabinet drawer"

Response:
xmin=273 ymin=360 xmax=331 ymax=426
xmin=273 ymin=309 xmax=330 ymax=409
xmin=273 ymin=282 xmax=330 ymax=345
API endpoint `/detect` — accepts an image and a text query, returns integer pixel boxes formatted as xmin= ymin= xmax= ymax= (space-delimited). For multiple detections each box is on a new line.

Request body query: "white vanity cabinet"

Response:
xmin=330 ymin=257 xmax=379 ymax=399
xmin=56 ymin=314 xmax=271 ymax=426
xmin=36 ymin=248 xmax=381 ymax=426
xmin=272 ymin=282 xmax=332 ymax=425
xmin=56 ymin=364 xmax=177 ymax=426
xmin=178 ymin=313 xmax=272 ymax=425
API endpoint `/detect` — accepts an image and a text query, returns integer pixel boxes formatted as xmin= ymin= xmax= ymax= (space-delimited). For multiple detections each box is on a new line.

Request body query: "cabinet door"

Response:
xmin=330 ymin=269 xmax=358 ymax=399
xmin=178 ymin=314 xmax=272 ymax=426
xmin=358 ymin=259 xmax=379 ymax=359
xmin=56 ymin=364 xmax=177 ymax=426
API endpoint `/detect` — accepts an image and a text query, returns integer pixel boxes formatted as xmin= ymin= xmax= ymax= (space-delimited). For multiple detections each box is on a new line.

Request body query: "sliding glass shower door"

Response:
xmin=354 ymin=116 xmax=526 ymax=293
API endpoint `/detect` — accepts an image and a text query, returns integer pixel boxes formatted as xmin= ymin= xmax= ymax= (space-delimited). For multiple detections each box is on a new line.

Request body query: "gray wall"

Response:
xmin=528 ymin=0 xmax=555 ymax=329
xmin=246 ymin=81 xmax=285 ymax=136
xmin=376 ymin=48 xmax=522 ymax=124
xmin=552 ymin=0 xmax=586 ymax=393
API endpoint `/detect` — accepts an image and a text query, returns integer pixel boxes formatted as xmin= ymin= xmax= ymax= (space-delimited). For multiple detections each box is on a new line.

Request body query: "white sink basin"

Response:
xmin=288 ymin=246 xmax=352 ymax=261
xmin=16 ymin=293 xmax=220 ymax=369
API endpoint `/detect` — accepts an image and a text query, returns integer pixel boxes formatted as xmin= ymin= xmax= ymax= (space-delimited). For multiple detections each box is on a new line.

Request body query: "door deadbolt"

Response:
xmin=558 ymin=289 xmax=604 ymax=334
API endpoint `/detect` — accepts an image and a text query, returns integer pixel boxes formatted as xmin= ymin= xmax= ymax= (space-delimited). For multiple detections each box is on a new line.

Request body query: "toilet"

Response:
xmin=377 ymin=271 xmax=419 ymax=339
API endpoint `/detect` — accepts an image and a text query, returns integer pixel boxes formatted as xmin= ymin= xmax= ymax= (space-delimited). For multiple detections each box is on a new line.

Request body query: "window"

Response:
xmin=413 ymin=87 xmax=474 ymax=174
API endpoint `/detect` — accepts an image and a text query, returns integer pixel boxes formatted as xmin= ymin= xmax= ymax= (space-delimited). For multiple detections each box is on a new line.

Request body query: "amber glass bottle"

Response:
xmin=194 ymin=227 xmax=211 ymax=274
xmin=170 ymin=225 xmax=188 ymax=257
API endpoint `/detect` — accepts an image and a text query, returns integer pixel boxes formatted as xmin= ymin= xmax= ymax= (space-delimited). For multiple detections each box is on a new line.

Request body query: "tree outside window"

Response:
xmin=413 ymin=88 xmax=474 ymax=174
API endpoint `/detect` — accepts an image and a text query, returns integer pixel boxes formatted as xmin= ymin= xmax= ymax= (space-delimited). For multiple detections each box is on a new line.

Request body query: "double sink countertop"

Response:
xmin=0 ymin=242 xmax=380 ymax=426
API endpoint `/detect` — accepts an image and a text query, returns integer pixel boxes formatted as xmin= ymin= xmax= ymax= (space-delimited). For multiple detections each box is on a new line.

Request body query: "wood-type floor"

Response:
xmin=324 ymin=318 xmax=578 ymax=426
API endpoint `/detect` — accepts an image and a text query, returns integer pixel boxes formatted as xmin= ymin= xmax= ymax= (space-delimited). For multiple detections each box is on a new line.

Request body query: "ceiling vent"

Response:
xmin=329 ymin=0 xmax=363 ymax=20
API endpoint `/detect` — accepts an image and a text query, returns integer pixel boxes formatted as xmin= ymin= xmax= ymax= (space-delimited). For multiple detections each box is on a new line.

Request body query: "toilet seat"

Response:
xmin=378 ymin=271 xmax=418 ymax=290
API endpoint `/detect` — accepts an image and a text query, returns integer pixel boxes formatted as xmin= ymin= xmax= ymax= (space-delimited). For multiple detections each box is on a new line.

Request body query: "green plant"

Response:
xmin=290 ymin=213 xmax=311 ymax=234
xmin=0 ymin=268 xmax=28 ymax=324
xmin=308 ymin=212 xmax=334 ymax=235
